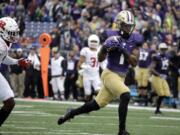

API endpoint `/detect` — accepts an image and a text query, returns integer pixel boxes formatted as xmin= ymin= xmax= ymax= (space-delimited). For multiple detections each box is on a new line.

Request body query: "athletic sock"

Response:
xmin=0 ymin=108 xmax=11 ymax=126
xmin=119 ymin=92 xmax=130 ymax=132
xmin=156 ymin=96 xmax=164 ymax=112
xmin=71 ymin=100 xmax=100 ymax=116
xmin=143 ymin=95 xmax=148 ymax=106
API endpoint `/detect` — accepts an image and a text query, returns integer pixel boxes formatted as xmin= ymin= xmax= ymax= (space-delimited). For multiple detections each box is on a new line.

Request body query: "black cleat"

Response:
xmin=118 ymin=130 xmax=130 ymax=135
xmin=57 ymin=108 xmax=74 ymax=125
xmin=155 ymin=110 xmax=162 ymax=115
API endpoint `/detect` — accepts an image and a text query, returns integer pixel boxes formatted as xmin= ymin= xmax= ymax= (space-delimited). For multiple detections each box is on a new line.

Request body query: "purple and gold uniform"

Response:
xmin=58 ymin=10 xmax=137 ymax=135
xmin=95 ymin=32 xmax=143 ymax=107
xmin=151 ymin=53 xmax=171 ymax=96
xmin=135 ymin=48 xmax=154 ymax=87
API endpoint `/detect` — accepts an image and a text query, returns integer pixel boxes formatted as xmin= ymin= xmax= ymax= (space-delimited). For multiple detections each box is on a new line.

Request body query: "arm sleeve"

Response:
xmin=2 ymin=55 xmax=18 ymax=65
xmin=80 ymin=48 xmax=87 ymax=56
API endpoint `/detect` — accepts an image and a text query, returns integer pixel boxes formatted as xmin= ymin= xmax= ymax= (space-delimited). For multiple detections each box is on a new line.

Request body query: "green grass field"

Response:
xmin=0 ymin=99 xmax=180 ymax=135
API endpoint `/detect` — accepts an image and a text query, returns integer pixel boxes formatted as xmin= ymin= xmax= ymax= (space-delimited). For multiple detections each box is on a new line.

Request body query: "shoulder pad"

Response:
xmin=105 ymin=29 xmax=119 ymax=37
xmin=101 ymin=29 xmax=119 ymax=43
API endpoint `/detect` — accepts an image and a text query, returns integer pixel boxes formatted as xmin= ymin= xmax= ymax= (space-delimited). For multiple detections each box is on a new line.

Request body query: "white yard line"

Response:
xmin=13 ymin=110 xmax=54 ymax=115
xmin=0 ymin=131 xmax=111 ymax=135
xmin=15 ymin=105 xmax=33 ymax=108
xmin=15 ymin=98 xmax=180 ymax=113
xmin=150 ymin=116 xmax=180 ymax=121
xmin=3 ymin=124 xmax=46 ymax=129
xmin=135 ymin=124 xmax=179 ymax=128
xmin=6 ymin=121 xmax=47 ymax=124
xmin=11 ymin=113 xmax=57 ymax=117
xmin=11 ymin=111 xmax=145 ymax=119
xmin=14 ymin=126 xmax=46 ymax=130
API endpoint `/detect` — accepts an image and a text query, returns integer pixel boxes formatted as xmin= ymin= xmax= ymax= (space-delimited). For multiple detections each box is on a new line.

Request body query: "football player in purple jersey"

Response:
xmin=57 ymin=10 xmax=143 ymax=135
xmin=150 ymin=43 xmax=171 ymax=114
xmin=135 ymin=42 xmax=155 ymax=106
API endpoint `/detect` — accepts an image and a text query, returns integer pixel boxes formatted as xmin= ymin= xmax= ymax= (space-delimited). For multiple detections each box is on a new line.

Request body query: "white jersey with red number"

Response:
xmin=80 ymin=47 xmax=99 ymax=77
xmin=80 ymin=47 xmax=101 ymax=95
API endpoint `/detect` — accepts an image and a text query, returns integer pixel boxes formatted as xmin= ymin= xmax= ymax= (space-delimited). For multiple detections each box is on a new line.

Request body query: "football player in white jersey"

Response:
xmin=78 ymin=34 xmax=101 ymax=102
xmin=0 ymin=17 xmax=31 ymax=126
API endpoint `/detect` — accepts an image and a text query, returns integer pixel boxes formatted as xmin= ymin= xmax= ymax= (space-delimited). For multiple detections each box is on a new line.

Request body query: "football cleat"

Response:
xmin=155 ymin=110 xmax=162 ymax=115
xmin=57 ymin=108 xmax=74 ymax=125
xmin=118 ymin=130 xmax=130 ymax=135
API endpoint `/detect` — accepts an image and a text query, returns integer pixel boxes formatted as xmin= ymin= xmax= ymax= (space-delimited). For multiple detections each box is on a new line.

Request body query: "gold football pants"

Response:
xmin=135 ymin=67 xmax=149 ymax=87
xmin=151 ymin=75 xmax=170 ymax=96
xmin=95 ymin=69 xmax=130 ymax=107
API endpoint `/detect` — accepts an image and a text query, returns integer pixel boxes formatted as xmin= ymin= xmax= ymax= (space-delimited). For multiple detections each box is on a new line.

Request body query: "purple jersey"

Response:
xmin=153 ymin=53 xmax=170 ymax=75
xmin=138 ymin=48 xmax=154 ymax=68
xmin=106 ymin=29 xmax=119 ymax=37
xmin=103 ymin=32 xmax=143 ymax=74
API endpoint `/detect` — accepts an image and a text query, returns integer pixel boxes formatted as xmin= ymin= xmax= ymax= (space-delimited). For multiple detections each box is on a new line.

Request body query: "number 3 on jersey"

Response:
xmin=90 ymin=57 xmax=98 ymax=67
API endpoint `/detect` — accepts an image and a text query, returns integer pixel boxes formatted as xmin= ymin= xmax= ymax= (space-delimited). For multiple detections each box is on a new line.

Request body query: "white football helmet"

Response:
xmin=0 ymin=17 xmax=19 ymax=43
xmin=114 ymin=10 xmax=135 ymax=38
xmin=88 ymin=34 xmax=100 ymax=49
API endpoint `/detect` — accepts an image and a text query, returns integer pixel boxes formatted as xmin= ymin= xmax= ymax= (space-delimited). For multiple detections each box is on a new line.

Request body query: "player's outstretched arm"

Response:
xmin=77 ymin=55 xmax=86 ymax=70
xmin=2 ymin=55 xmax=18 ymax=65
xmin=2 ymin=56 xmax=31 ymax=69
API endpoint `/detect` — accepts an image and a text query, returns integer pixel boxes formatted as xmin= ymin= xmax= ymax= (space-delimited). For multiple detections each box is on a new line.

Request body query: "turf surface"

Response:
xmin=0 ymin=99 xmax=180 ymax=135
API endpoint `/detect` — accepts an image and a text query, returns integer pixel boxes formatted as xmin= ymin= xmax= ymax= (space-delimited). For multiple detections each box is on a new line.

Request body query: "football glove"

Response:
xmin=18 ymin=58 xmax=31 ymax=69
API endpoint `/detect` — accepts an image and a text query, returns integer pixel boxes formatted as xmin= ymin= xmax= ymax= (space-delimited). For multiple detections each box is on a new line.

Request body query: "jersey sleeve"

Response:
xmin=80 ymin=47 xmax=88 ymax=56
xmin=0 ymin=49 xmax=5 ymax=62
xmin=2 ymin=55 xmax=18 ymax=65
xmin=134 ymin=33 xmax=144 ymax=47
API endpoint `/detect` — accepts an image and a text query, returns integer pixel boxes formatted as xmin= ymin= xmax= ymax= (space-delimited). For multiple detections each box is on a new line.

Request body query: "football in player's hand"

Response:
xmin=128 ymin=55 xmax=137 ymax=67
xmin=18 ymin=58 xmax=32 ymax=69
